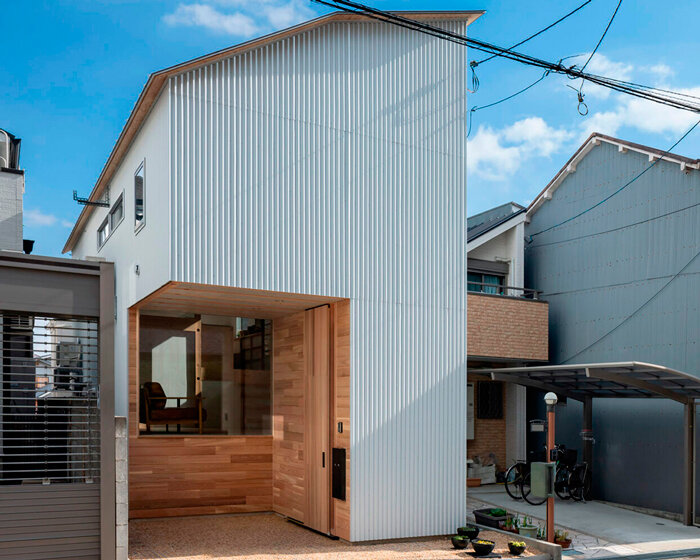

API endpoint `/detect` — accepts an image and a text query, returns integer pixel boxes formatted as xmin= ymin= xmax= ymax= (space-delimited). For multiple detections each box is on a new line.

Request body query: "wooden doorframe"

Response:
xmin=304 ymin=305 xmax=331 ymax=534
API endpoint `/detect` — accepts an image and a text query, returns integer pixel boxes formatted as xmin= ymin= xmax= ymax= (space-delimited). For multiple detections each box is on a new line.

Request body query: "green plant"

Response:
xmin=490 ymin=508 xmax=507 ymax=517
xmin=509 ymin=541 xmax=526 ymax=547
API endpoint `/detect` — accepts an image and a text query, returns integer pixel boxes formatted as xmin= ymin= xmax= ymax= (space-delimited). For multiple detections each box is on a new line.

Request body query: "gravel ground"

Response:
xmin=129 ymin=512 xmax=537 ymax=560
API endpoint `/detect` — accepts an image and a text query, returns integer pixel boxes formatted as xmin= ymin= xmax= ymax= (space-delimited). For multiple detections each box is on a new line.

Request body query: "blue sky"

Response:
xmin=2 ymin=0 xmax=699 ymax=257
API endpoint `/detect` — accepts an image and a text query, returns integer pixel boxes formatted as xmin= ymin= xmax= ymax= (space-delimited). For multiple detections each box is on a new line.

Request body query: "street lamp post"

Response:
xmin=544 ymin=392 xmax=558 ymax=543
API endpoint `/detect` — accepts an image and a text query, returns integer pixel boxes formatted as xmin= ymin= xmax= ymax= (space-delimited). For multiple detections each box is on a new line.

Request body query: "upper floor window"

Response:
xmin=134 ymin=161 xmax=145 ymax=231
xmin=97 ymin=193 xmax=124 ymax=249
xmin=467 ymin=271 xmax=505 ymax=295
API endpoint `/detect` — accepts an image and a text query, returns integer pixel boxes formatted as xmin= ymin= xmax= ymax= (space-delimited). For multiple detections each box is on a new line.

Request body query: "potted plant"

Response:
xmin=555 ymin=530 xmax=572 ymax=549
xmin=508 ymin=541 xmax=527 ymax=556
xmin=474 ymin=507 xmax=511 ymax=529
xmin=458 ymin=525 xmax=480 ymax=540
xmin=501 ymin=516 xmax=519 ymax=534
xmin=471 ymin=539 xmax=496 ymax=557
xmin=451 ymin=535 xmax=469 ymax=549
xmin=518 ymin=516 xmax=538 ymax=539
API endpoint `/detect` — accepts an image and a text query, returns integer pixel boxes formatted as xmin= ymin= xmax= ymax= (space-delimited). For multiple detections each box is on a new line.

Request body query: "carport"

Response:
xmin=468 ymin=361 xmax=700 ymax=526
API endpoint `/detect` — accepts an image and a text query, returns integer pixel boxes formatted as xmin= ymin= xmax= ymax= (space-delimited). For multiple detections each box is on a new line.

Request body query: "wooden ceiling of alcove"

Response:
xmin=136 ymin=281 xmax=344 ymax=319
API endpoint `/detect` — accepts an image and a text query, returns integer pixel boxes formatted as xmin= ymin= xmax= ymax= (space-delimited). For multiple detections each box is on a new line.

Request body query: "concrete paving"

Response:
xmin=469 ymin=485 xmax=700 ymax=558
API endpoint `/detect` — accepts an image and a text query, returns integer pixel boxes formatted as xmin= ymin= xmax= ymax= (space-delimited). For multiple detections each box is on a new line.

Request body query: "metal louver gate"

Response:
xmin=0 ymin=315 xmax=101 ymax=559
xmin=0 ymin=252 xmax=114 ymax=560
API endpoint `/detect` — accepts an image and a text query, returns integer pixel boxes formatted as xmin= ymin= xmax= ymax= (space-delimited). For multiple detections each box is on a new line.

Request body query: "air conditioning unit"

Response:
xmin=0 ymin=129 xmax=9 ymax=168
xmin=6 ymin=315 xmax=34 ymax=331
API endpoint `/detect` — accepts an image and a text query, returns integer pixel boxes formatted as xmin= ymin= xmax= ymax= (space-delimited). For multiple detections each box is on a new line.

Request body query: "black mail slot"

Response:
xmin=332 ymin=447 xmax=346 ymax=501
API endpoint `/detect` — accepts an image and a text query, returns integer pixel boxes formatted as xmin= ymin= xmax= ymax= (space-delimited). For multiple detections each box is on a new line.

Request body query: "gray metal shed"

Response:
xmin=468 ymin=362 xmax=700 ymax=526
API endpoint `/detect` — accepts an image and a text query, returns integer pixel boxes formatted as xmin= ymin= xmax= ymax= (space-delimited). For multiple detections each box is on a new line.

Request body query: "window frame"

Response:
xmin=134 ymin=160 xmax=145 ymax=234
xmin=97 ymin=192 xmax=125 ymax=250
xmin=467 ymin=271 xmax=506 ymax=295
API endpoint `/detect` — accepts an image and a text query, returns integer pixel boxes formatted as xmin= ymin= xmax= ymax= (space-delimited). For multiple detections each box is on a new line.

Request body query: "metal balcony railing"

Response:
xmin=467 ymin=281 xmax=542 ymax=300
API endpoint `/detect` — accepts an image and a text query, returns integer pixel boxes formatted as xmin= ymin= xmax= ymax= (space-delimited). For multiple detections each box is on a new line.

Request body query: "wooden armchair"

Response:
xmin=139 ymin=381 xmax=206 ymax=434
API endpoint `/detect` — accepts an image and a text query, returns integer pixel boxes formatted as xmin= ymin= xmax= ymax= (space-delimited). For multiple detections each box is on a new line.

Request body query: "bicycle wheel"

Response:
xmin=570 ymin=468 xmax=591 ymax=502
xmin=522 ymin=472 xmax=547 ymax=505
xmin=505 ymin=463 xmax=525 ymax=500
xmin=554 ymin=467 xmax=571 ymax=500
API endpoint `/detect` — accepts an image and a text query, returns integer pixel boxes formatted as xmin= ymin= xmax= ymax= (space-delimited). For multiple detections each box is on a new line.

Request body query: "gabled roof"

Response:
xmin=527 ymin=133 xmax=700 ymax=217
xmin=63 ymin=10 xmax=483 ymax=254
xmin=467 ymin=202 xmax=525 ymax=243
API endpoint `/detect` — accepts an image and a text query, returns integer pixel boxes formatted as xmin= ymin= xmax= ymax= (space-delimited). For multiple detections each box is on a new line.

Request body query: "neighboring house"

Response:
xmin=63 ymin=11 xmax=482 ymax=547
xmin=524 ymin=133 xmax=700 ymax=520
xmin=466 ymin=203 xmax=548 ymax=473
xmin=0 ymin=132 xmax=116 ymax=559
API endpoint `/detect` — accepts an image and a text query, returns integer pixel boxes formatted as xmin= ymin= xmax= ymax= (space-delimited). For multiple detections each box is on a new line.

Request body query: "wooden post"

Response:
xmin=684 ymin=401 xmax=695 ymax=526
xmin=547 ymin=405 xmax=556 ymax=542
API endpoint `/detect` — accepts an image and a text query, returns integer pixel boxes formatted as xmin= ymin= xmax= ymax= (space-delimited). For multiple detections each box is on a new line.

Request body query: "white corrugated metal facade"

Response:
xmin=167 ymin=18 xmax=467 ymax=541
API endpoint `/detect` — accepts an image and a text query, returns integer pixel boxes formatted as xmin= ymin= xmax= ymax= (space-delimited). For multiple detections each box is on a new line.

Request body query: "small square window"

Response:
xmin=134 ymin=162 xmax=145 ymax=230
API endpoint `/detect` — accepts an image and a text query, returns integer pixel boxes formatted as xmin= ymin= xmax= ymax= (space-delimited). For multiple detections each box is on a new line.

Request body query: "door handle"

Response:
xmin=322 ymin=452 xmax=326 ymax=468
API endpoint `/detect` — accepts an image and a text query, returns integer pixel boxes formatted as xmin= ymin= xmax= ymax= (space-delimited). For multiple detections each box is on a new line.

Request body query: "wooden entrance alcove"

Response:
xmin=128 ymin=282 xmax=351 ymax=540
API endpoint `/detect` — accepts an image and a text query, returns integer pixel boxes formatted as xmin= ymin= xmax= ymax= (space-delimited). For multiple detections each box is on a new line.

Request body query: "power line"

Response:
xmin=312 ymin=0 xmax=700 ymax=114
xmin=561 ymin=246 xmax=700 ymax=363
xmin=468 ymin=70 xmax=549 ymax=137
xmin=580 ymin=0 xmax=622 ymax=72
xmin=526 ymin=118 xmax=700 ymax=241
xmin=473 ymin=0 xmax=593 ymax=66
xmin=525 ymin=202 xmax=700 ymax=250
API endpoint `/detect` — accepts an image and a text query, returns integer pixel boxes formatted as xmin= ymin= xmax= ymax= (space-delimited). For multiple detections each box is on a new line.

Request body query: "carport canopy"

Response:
xmin=468 ymin=361 xmax=700 ymax=405
xmin=467 ymin=361 xmax=700 ymax=526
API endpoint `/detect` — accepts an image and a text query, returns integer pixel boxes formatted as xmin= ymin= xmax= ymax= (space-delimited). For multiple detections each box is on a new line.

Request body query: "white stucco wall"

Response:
xmin=468 ymin=218 xmax=526 ymax=290
xmin=71 ymin=91 xmax=171 ymax=417
xmin=0 ymin=170 xmax=24 ymax=252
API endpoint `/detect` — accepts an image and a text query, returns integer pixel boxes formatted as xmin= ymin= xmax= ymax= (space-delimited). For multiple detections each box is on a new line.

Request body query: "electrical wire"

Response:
xmin=474 ymin=0 xmax=593 ymax=66
xmin=525 ymin=202 xmax=700 ymax=250
xmin=468 ymin=70 xmax=550 ymax=137
xmin=526 ymin=117 xmax=700 ymax=241
xmin=580 ymin=0 xmax=622 ymax=73
xmin=561 ymin=246 xmax=700 ymax=363
xmin=312 ymin=0 xmax=700 ymax=114
xmin=574 ymin=0 xmax=623 ymax=113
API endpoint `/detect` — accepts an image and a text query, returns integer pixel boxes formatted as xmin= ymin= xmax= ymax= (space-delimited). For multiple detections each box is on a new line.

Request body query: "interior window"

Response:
xmin=139 ymin=314 xmax=272 ymax=435
xmin=134 ymin=162 xmax=144 ymax=229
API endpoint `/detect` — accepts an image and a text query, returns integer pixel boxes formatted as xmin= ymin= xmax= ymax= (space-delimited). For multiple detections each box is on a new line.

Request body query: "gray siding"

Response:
xmin=525 ymin=141 xmax=700 ymax=514
xmin=168 ymin=19 xmax=468 ymax=540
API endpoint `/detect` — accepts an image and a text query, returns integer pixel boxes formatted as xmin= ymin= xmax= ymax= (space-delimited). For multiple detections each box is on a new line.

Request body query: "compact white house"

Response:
xmin=65 ymin=11 xmax=481 ymax=546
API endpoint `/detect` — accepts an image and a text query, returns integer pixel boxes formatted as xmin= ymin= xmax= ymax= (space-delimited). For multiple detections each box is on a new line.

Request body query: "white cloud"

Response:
xmin=647 ymin=63 xmax=674 ymax=83
xmin=164 ymin=1 xmax=317 ymax=37
xmin=578 ymin=86 xmax=700 ymax=141
xmin=468 ymin=117 xmax=572 ymax=181
xmin=25 ymin=209 xmax=71 ymax=228
xmin=163 ymin=4 xmax=259 ymax=37
xmin=264 ymin=0 xmax=315 ymax=29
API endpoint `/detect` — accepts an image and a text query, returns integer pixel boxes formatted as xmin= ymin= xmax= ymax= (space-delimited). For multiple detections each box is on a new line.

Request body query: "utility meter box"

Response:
xmin=531 ymin=462 xmax=555 ymax=498
xmin=529 ymin=419 xmax=546 ymax=433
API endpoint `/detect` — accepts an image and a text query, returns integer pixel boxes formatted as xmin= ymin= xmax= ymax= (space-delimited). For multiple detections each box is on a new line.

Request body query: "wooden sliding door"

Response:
xmin=304 ymin=306 xmax=331 ymax=534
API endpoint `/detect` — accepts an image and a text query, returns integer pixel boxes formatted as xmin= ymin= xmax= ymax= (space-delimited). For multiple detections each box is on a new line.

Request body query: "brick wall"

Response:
xmin=467 ymin=293 xmax=548 ymax=361
xmin=468 ymin=381 xmax=506 ymax=471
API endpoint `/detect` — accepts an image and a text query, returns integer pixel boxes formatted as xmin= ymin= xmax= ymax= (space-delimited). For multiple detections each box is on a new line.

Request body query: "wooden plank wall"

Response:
xmin=304 ymin=306 xmax=331 ymax=534
xmin=331 ymin=300 xmax=351 ymax=540
xmin=127 ymin=301 xmax=350 ymax=531
xmin=272 ymin=310 xmax=306 ymax=521
xmin=128 ymin=308 xmax=273 ymax=519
